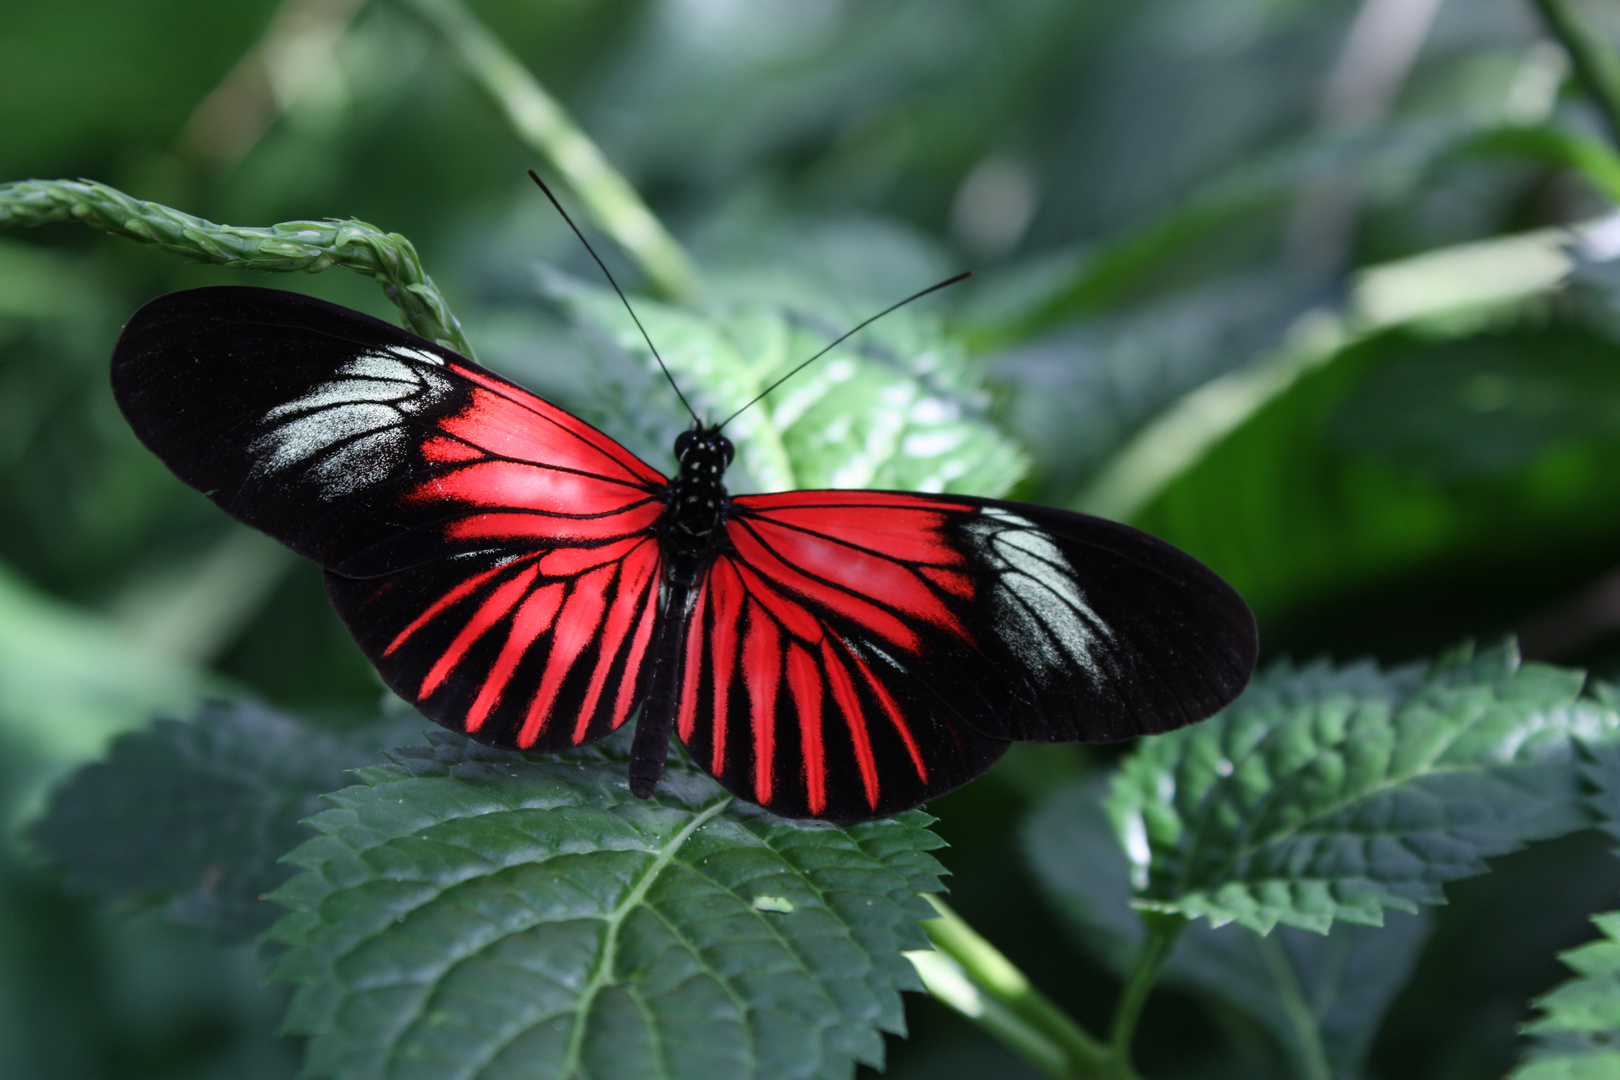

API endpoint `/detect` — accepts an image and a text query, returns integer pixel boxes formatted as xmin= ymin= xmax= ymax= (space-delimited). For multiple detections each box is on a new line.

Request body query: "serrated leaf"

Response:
xmin=267 ymin=730 xmax=945 ymax=1080
xmin=1511 ymin=911 xmax=1620 ymax=1080
xmin=31 ymin=701 xmax=419 ymax=943
xmin=1513 ymin=741 xmax=1620 ymax=1077
xmin=1107 ymin=643 xmax=1617 ymax=935
xmin=1584 ymin=735 xmax=1620 ymax=849
xmin=542 ymin=272 xmax=1028 ymax=498
xmin=1024 ymin=779 xmax=1430 ymax=1080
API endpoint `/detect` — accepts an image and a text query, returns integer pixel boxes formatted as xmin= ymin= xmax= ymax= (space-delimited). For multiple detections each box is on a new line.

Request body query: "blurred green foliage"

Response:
xmin=4 ymin=0 xmax=1620 ymax=1078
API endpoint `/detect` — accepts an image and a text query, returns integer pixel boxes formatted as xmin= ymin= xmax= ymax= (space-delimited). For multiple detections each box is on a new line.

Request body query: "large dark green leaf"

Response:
xmin=1108 ymin=644 xmax=1616 ymax=935
xmin=31 ymin=700 xmax=419 ymax=943
xmin=267 ymin=731 xmax=945 ymax=1080
xmin=1328 ymin=327 xmax=1620 ymax=483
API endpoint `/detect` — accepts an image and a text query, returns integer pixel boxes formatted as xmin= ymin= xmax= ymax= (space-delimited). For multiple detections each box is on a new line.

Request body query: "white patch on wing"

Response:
xmin=965 ymin=507 xmax=1112 ymax=681
xmin=247 ymin=347 xmax=453 ymax=499
xmin=387 ymin=344 xmax=446 ymax=367
xmin=252 ymin=403 xmax=399 ymax=473
xmin=304 ymin=429 xmax=409 ymax=497
xmin=263 ymin=377 xmax=417 ymax=420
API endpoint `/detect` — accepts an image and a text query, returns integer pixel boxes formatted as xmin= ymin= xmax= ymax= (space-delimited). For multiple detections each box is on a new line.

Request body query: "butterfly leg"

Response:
xmin=628 ymin=580 xmax=696 ymax=798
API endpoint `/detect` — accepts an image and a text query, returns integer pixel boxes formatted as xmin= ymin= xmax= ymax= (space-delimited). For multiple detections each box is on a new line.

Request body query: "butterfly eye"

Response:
xmin=674 ymin=430 xmax=698 ymax=461
xmin=720 ymin=437 xmax=735 ymax=465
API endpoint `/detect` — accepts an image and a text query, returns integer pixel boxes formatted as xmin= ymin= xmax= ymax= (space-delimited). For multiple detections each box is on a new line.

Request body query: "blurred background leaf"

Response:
xmin=30 ymin=702 xmax=427 ymax=944
xmin=3 ymin=0 xmax=1620 ymax=1076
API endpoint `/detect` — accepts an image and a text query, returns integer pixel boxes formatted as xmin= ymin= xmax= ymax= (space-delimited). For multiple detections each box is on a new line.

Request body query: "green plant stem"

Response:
xmin=1530 ymin=0 xmax=1620 ymax=148
xmin=0 ymin=178 xmax=474 ymax=358
xmin=1107 ymin=911 xmax=1185 ymax=1077
xmin=1257 ymin=935 xmax=1332 ymax=1080
xmin=912 ymin=896 xmax=1112 ymax=1080
xmin=400 ymin=0 xmax=702 ymax=302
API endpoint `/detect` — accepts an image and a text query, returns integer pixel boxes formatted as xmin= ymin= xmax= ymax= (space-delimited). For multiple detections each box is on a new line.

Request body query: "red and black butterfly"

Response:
xmin=111 ymin=278 xmax=1255 ymax=821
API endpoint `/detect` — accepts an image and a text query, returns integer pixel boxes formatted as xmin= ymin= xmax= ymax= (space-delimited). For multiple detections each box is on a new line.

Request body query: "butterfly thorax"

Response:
xmin=659 ymin=425 xmax=734 ymax=585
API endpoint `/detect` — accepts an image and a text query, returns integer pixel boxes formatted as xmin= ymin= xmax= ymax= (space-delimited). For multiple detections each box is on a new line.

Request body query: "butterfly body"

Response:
xmin=112 ymin=285 xmax=1257 ymax=821
xmin=630 ymin=427 xmax=735 ymax=796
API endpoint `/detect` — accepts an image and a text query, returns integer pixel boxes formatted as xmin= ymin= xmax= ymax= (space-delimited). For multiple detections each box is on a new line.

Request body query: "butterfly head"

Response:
xmin=673 ymin=424 xmax=734 ymax=477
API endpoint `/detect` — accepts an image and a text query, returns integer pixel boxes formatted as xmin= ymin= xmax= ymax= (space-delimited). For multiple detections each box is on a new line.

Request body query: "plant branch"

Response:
xmin=0 ymin=178 xmax=474 ymax=358
xmin=1530 ymin=0 xmax=1620 ymax=148
xmin=1106 ymin=911 xmax=1185 ymax=1077
xmin=911 ymin=896 xmax=1112 ymax=1080
xmin=1257 ymin=935 xmax=1333 ymax=1080
xmin=399 ymin=0 xmax=702 ymax=302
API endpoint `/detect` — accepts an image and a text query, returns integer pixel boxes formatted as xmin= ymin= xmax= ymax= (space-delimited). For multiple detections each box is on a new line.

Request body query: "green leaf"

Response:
xmin=1512 ymin=740 xmax=1620 ymax=1077
xmin=31 ymin=701 xmax=419 ymax=943
xmin=1107 ymin=643 xmax=1616 ymax=935
xmin=1511 ymin=911 xmax=1620 ymax=1080
xmin=0 ymin=560 xmax=209 ymax=823
xmin=543 ymin=272 xmax=1028 ymax=499
xmin=1461 ymin=125 xmax=1620 ymax=204
xmin=267 ymin=730 xmax=945 ymax=1080
xmin=1326 ymin=326 xmax=1620 ymax=483
xmin=1080 ymin=234 xmax=1620 ymax=624
xmin=1024 ymin=779 xmax=1430 ymax=1080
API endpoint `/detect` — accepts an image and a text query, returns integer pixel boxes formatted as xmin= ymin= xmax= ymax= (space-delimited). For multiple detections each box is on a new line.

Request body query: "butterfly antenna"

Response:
xmin=527 ymin=169 xmax=700 ymax=425
xmin=717 ymin=271 xmax=972 ymax=431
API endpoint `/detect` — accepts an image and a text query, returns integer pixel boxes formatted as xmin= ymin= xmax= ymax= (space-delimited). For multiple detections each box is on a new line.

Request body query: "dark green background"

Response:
xmin=3 ymin=0 xmax=1620 ymax=1076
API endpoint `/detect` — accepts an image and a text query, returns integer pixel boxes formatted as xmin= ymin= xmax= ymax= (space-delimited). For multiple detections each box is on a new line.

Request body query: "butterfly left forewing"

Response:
xmin=938 ymin=497 xmax=1258 ymax=742
xmin=114 ymin=285 xmax=672 ymax=753
xmin=111 ymin=286 xmax=665 ymax=577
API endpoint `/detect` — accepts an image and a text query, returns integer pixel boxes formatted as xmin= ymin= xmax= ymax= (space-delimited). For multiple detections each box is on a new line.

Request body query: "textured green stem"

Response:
xmin=911 ymin=896 xmax=1112 ymax=1080
xmin=0 ymin=178 xmax=474 ymax=358
xmin=399 ymin=0 xmax=702 ymax=302
xmin=1530 ymin=0 xmax=1620 ymax=147
xmin=1106 ymin=911 xmax=1185 ymax=1078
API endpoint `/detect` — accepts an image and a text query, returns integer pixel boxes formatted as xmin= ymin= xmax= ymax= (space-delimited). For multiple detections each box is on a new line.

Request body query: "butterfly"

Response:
xmin=110 ymin=281 xmax=1256 ymax=822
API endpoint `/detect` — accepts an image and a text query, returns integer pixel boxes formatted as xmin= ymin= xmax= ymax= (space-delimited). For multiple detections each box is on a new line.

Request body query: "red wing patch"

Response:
xmin=442 ymin=365 xmax=665 ymax=487
xmin=328 ymin=535 xmax=662 ymax=755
